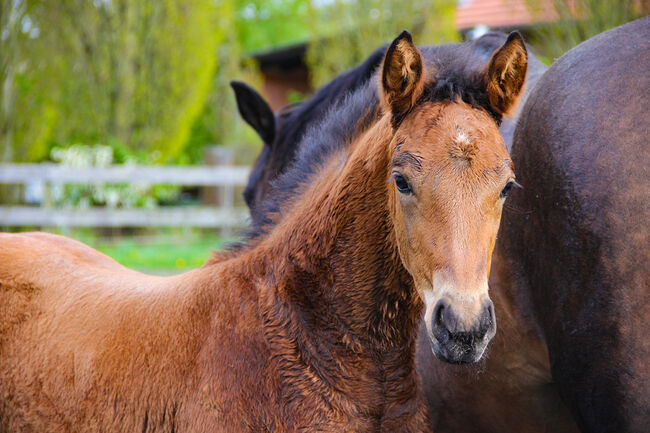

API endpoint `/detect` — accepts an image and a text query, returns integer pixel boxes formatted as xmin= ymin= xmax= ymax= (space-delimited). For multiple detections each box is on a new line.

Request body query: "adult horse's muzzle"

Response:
xmin=427 ymin=298 xmax=496 ymax=364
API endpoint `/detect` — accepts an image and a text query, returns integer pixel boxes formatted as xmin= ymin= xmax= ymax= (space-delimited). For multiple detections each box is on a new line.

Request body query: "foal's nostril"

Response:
xmin=431 ymin=299 xmax=496 ymax=343
xmin=477 ymin=301 xmax=496 ymax=340
xmin=431 ymin=300 xmax=451 ymax=344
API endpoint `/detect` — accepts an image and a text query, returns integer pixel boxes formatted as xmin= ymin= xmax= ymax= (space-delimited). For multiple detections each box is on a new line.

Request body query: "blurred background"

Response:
xmin=0 ymin=0 xmax=646 ymax=273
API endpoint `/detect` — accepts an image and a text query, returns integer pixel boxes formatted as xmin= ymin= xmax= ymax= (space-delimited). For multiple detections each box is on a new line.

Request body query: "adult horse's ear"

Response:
xmin=381 ymin=31 xmax=425 ymax=125
xmin=230 ymin=81 xmax=276 ymax=145
xmin=484 ymin=32 xmax=528 ymax=117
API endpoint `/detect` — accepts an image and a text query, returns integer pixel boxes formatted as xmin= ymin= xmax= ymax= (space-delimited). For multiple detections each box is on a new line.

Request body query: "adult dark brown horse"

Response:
xmin=0 ymin=31 xmax=526 ymax=432
xmin=233 ymin=33 xmax=571 ymax=433
xmin=501 ymin=17 xmax=650 ymax=433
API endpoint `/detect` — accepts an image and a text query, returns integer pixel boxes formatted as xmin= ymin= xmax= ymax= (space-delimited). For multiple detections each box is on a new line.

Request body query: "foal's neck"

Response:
xmin=257 ymin=116 xmax=421 ymax=350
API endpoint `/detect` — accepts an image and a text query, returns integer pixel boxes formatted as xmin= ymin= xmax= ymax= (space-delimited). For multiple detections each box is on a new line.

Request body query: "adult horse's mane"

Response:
xmin=236 ymin=45 xmax=388 ymax=214
xmin=238 ymin=32 xmax=519 ymax=245
xmin=271 ymin=45 xmax=388 ymax=165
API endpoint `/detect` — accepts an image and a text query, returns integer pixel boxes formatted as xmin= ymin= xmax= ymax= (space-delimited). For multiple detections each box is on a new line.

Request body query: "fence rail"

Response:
xmin=0 ymin=163 xmax=250 ymax=228
xmin=0 ymin=163 xmax=249 ymax=186
xmin=0 ymin=206 xmax=249 ymax=228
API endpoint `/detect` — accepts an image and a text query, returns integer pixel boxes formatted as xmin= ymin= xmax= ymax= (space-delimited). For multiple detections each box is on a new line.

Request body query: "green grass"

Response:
xmin=72 ymin=231 xmax=232 ymax=273
xmin=4 ymin=228 xmax=237 ymax=272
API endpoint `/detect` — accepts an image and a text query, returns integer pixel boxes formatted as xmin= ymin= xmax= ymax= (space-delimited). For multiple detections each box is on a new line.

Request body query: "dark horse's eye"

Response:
xmin=394 ymin=174 xmax=412 ymax=194
xmin=500 ymin=180 xmax=516 ymax=198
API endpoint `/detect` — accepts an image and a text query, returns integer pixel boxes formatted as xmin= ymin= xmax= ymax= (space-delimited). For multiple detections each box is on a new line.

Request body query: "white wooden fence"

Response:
xmin=0 ymin=163 xmax=251 ymax=228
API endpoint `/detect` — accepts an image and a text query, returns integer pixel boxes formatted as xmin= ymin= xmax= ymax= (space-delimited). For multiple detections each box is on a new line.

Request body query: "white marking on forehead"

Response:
xmin=455 ymin=128 xmax=471 ymax=145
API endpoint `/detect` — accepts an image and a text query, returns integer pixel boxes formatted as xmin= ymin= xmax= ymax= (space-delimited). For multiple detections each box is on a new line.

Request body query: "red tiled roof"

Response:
xmin=455 ymin=0 xmax=556 ymax=30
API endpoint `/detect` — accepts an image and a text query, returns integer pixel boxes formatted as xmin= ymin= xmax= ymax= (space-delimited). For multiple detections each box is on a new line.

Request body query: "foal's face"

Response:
xmin=380 ymin=30 xmax=527 ymax=363
xmin=389 ymin=102 xmax=514 ymax=363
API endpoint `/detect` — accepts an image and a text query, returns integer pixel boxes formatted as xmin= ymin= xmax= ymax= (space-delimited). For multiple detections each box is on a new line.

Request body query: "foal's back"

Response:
xmin=0 ymin=232 xmax=275 ymax=432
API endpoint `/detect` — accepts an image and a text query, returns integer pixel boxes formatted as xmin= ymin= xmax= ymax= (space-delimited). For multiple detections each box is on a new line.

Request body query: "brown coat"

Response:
xmin=0 ymin=117 xmax=429 ymax=432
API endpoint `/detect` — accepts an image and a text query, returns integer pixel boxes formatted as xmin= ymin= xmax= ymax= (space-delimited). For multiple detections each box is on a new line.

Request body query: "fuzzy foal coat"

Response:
xmin=0 ymin=117 xmax=429 ymax=433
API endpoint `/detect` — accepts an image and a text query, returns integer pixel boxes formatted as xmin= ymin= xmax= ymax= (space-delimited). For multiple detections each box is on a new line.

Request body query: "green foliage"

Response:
xmin=1 ymin=0 xmax=460 ymax=166
xmin=48 ymin=143 xmax=180 ymax=209
xmin=286 ymin=89 xmax=309 ymax=104
xmin=1 ymin=0 xmax=222 ymax=163
xmin=134 ymin=0 xmax=220 ymax=161
xmin=305 ymin=0 xmax=459 ymax=88
xmin=526 ymin=0 xmax=648 ymax=60
xmin=236 ymin=0 xmax=311 ymax=52
xmin=0 ymin=1 xmax=61 ymax=162
xmin=184 ymin=0 xmax=266 ymax=164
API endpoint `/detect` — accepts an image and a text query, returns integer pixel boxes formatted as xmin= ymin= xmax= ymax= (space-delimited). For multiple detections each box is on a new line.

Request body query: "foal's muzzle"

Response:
xmin=428 ymin=299 xmax=496 ymax=364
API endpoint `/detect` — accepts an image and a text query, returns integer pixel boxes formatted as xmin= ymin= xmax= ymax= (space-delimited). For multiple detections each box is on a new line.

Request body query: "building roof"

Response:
xmin=253 ymin=43 xmax=307 ymax=70
xmin=456 ymin=0 xmax=555 ymax=30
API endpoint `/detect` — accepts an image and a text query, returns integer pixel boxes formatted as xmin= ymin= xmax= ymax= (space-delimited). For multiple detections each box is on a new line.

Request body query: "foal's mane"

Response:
xmin=228 ymin=33 xmax=513 ymax=252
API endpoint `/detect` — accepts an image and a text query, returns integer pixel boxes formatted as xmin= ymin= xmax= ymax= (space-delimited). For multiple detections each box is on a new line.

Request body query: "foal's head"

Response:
xmin=382 ymin=32 xmax=527 ymax=363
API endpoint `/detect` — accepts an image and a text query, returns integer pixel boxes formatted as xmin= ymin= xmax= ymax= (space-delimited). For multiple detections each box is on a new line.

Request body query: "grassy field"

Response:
xmin=72 ymin=230 xmax=234 ymax=274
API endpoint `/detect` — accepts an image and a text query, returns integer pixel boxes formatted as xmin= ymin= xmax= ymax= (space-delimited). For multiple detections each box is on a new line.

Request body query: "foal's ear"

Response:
xmin=484 ymin=32 xmax=528 ymax=117
xmin=230 ymin=81 xmax=276 ymax=145
xmin=381 ymin=31 xmax=425 ymax=124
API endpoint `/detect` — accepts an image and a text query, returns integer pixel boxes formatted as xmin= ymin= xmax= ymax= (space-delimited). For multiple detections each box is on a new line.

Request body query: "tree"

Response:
xmin=1 ymin=0 xmax=222 ymax=163
xmin=1 ymin=0 xmax=460 ymax=165
xmin=183 ymin=0 xmax=265 ymax=164
xmin=0 ymin=0 xmax=61 ymax=162
xmin=305 ymin=0 xmax=458 ymax=87
xmin=236 ymin=0 xmax=311 ymax=52
xmin=526 ymin=0 xmax=649 ymax=61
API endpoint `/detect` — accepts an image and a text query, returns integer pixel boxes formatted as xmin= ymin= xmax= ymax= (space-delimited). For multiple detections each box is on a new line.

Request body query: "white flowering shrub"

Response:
xmin=49 ymin=144 xmax=180 ymax=209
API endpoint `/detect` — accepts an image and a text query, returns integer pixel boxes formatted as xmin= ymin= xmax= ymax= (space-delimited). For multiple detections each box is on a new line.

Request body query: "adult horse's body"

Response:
xmin=503 ymin=17 xmax=650 ymax=432
xmin=0 ymin=32 xmax=526 ymax=432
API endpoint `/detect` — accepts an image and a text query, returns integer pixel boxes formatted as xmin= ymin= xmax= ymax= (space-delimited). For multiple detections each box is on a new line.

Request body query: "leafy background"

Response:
xmin=1 ymin=0 xmax=645 ymax=271
xmin=2 ymin=0 xmax=645 ymax=164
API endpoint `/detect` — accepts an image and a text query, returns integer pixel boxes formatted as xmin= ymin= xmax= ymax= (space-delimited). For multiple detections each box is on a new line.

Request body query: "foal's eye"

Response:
xmin=394 ymin=174 xmax=412 ymax=194
xmin=500 ymin=180 xmax=516 ymax=198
